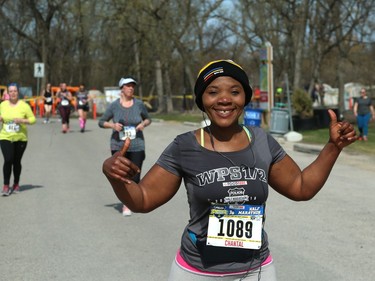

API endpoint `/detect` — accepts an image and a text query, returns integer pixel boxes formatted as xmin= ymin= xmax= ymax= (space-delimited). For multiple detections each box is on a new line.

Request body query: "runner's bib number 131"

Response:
xmin=119 ymin=126 xmax=136 ymax=140
xmin=206 ymin=204 xmax=264 ymax=250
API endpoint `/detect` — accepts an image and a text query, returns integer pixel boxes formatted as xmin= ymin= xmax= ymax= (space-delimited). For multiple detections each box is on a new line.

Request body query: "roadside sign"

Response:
xmin=34 ymin=63 xmax=44 ymax=78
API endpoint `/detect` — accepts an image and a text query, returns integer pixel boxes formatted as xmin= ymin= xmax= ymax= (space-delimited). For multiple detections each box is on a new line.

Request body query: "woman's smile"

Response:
xmin=202 ymin=76 xmax=245 ymax=126
xmin=214 ymin=108 xmax=236 ymax=117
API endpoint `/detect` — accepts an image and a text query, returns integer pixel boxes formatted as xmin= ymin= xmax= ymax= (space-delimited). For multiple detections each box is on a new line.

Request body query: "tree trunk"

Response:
xmin=133 ymin=37 xmax=143 ymax=99
xmin=337 ymin=60 xmax=345 ymax=119
xmin=155 ymin=60 xmax=164 ymax=113
xmin=164 ymin=67 xmax=174 ymax=113
xmin=292 ymin=0 xmax=309 ymax=91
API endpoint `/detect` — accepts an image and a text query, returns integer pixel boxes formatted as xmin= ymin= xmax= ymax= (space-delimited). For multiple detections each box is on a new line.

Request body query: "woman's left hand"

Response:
xmin=328 ymin=109 xmax=357 ymax=150
xmin=136 ymin=122 xmax=145 ymax=131
xmin=13 ymin=118 xmax=25 ymax=124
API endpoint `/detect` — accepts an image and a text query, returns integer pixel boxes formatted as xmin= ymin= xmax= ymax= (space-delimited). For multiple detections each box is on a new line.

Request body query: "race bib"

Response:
xmin=61 ymin=100 xmax=69 ymax=106
xmin=119 ymin=126 xmax=136 ymax=140
xmin=46 ymin=97 xmax=52 ymax=102
xmin=79 ymin=100 xmax=84 ymax=105
xmin=4 ymin=122 xmax=20 ymax=133
xmin=206 ymin=204 xmax=264 ymax=250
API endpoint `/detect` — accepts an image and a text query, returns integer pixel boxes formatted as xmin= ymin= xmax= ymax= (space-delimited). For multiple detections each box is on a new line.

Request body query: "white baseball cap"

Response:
xmin=119 ymin=77 xmax=137 ymax=88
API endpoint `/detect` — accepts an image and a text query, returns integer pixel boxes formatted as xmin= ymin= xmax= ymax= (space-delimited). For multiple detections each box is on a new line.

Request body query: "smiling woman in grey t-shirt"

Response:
xmin=102 ymin=60 xmax=357 ymax=280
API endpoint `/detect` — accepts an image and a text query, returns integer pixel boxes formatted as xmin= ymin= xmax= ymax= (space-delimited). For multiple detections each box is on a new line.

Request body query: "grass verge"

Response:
xmin=299 ymin=122 xmax=375 ymax=156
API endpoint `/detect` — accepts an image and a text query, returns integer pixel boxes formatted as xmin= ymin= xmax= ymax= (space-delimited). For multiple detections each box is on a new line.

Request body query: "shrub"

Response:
xmin=292 ymin=88 xmax=313 ymax=118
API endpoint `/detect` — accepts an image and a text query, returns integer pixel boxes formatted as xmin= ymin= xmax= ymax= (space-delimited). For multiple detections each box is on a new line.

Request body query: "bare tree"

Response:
xmin=1 ymin=0 xmax=374 ymax=114
xmin=0 ymin=0 xmax=69 ymax=87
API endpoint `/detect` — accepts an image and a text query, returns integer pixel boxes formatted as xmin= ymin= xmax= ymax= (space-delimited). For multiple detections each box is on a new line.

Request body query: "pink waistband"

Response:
xmin=175 ymin=249 xmax=273 ymax=277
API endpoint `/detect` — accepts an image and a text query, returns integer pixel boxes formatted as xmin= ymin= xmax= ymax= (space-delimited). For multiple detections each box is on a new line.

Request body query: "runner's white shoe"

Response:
xmin=12 ymin=184 xmax=20 ymax=194
xmin=1 ymin=185 xmax=10 ymax=196
xmin=122 ymin=205 xmax=132 ymax=216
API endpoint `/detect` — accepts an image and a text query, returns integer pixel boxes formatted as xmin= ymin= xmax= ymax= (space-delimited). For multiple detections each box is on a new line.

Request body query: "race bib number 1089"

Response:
xmin=206 ymin=204 xmax=264 ymax=250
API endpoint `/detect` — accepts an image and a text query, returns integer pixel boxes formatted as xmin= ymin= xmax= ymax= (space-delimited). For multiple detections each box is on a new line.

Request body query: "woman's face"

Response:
xmin=360 ymin=89 xmax=366 ymax=97
xmin=8 ymin=85 xmax=19 ymax=103
xmin=202 ymin=76 xmax=246 ymax=127
xmin=121 ymin=83 xmax=136 ymax=99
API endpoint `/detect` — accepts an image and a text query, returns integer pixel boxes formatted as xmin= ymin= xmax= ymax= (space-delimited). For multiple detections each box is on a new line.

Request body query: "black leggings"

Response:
xmin=111 ymin=150 xmax=145 ymax=183
xmin=58 ymin=105 xmax=71 ymax=125
xmin=0 ymin=140 xmax=27 ymax=185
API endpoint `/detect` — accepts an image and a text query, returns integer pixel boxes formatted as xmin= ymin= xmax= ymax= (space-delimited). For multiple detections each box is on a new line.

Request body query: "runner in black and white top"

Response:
xmin=102 ymin=60 xmax=357 ymax=280
xmin=42 ymin=83 xmax=53 ymax=123
xmin=75 ymin=84 xmax=91 ymax=133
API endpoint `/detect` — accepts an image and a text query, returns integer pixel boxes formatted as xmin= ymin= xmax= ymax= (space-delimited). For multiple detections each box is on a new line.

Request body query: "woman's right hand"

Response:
xmin=112 ymin=122 xmax=123 ymax=132
xmin=102 ymin=138 xmax=140 ymax=184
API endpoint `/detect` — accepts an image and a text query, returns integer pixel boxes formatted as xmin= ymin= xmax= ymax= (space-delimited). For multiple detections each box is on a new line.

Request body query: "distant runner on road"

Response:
xmin=99 ymin=77 xmax=151 ymax=216
xmin=0 ymin=82 xmax=36 ymax=196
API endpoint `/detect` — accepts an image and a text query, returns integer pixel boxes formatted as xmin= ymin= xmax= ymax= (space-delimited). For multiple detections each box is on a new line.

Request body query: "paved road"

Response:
xmin=1 ymin=117 xmax=374 ymax=281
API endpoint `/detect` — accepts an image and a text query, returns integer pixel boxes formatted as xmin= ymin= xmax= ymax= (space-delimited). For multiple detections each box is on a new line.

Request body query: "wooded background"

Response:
xmin=0 ymin=0 xmax=374 ymax=113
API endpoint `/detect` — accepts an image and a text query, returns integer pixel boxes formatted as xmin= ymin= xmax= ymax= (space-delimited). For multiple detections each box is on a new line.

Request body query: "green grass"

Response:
xmin=150 ymin=112 xmax=375 ymax=156
xmin=292 ymin=122 xmax=375 ymax=155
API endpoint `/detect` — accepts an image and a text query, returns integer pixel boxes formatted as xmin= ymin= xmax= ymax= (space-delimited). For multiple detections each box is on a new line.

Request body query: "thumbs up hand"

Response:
xmin=328 ymin=109 xmax=357 ymax=150
xmin=102 ymin=138 xmax=141 ymax=184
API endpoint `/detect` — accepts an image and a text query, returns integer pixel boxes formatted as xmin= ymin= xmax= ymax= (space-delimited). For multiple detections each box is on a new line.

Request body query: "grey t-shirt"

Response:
xmin=356 ymin=97 xmax=372 ymax=115
xmin=156 ymin=126 xmax=286 ymax=273
xmin=98 ymin=98 xmax=150 ymax=152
